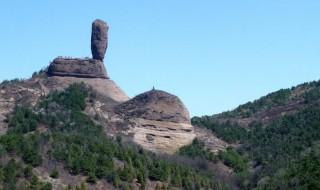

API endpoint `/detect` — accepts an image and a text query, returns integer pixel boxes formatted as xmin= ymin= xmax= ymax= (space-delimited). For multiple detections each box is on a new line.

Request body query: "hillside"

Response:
xmin=189 ymin=80 xmax=320 ymax=189
xmin=1 ymin=18 xmax=320 ymax=190
xmin=0 ymin=19 xmax=228 ymax=190
xmin=0 ymin=83 xmax=229 ymax=190
xmin=201 ymin=80 xmax=320 ymax=126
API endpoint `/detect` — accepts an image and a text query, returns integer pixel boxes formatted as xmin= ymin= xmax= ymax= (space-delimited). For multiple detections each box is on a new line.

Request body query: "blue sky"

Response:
xmin=0 ymin=1 xmax=320 ymax=116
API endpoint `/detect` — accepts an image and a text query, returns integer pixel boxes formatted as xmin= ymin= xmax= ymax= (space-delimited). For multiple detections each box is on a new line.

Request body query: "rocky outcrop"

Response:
xmin=115 ymin=90 xmax=195 ymax=153
xmin=47 ymin=19 xmax=109 ymax=79
xmin=91 ymin=19 xmax=108 ymax=61
xmin=47 ymin=57 xmax=108 ymax=79
xmin=115 ymin=90 xmax=190 ymax=123
xmin=128 ymin=119 xmax=195 ymax=154
xmin=43 ymin=76 xmax=129 ymax=104
xmin=2 ymin=19 xmax=195 ymax=154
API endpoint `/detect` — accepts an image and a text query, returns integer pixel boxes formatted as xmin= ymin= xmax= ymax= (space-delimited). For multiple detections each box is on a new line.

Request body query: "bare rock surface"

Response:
xmin=48 ymin=19 xmax=109 ymax=79
xmin=115 ymin=90 xmax=190 ymax=123
xmin=0 ymin=73 xmax=129 ymax=135
xmin=48 ymin=57 xmax=108 ymax=79
xmin=43 ymin=76 xmax=128 ymax=103
xmin=114 ymin=90 xmax=195 ymax=153
xmin=128 ymin=118 xmax=195 ymax=154
xmin=91 ymin=19 xmax=109 ymax=61
xmin=0 ymin=78 xmax=45 ymax=134
xmin=194 ymin=126 xmax=228 ymax=153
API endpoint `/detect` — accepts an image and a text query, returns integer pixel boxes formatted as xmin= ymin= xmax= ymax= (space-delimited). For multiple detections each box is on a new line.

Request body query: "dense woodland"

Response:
xmin=190 ymin=80 xmax=320 ymax=189
xmin=0 ymin=83 xmax=229 ymax=190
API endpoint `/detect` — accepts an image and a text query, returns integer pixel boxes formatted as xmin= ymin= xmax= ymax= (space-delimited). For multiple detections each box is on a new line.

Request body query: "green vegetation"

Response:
xmin=4 ymin=107 xmax=44 ymax=168
xmin=192 ymin=80 xmax=320 ymax=189
xmin=179 ymin=138 xmax=217 ymax=161
xmin=194 ymin=106 xmax=320 ymax=189
xmin=256 ymin=145 xmax=320 ymax=190
xmin=8 ymin=106 xmax=38 ymax=134
xmin=218 ymin=88 xmax=292 ymax=118
xmin=0 ymin=83 xmax=229 ymax=190
xmin=0 ymin=159 xmax=52 ymax=190
xmin=218 ymin=148 xmax=248 ymax=173
xmin=242 ymin=106 xmax=320 ymax=189
xmin=192 ymin=118 xmax=247 ymax=143
xmin=179 ymin=139 xmax=248 ymax=174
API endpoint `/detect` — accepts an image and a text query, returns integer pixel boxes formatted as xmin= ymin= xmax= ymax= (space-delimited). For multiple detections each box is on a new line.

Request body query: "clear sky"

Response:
xmin=0 ymin=1 xmax=320 ymax=116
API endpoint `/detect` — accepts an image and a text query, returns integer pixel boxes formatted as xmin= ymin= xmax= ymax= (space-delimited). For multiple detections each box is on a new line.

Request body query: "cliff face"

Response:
xmin=47 ymin=58 xmax=108 ymax=79
xmin=115 ymin=90 xmax=195 ymax=153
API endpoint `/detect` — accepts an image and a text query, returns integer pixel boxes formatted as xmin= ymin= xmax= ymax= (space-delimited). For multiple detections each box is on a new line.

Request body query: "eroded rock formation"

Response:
xmin=116 ymin=90 xmax=190 ymax=123
xmin=48 ymin=57 xmax=108 ymax=79
xmin=2 ymin=19 xmax=196 ymax=154
xmin=91 ymin=19 xmax=108 ymax=61
xmin=47 ymin=19 xmax=109 ymax=79
xmin=115 ymin=90 xmax=195 ymax=153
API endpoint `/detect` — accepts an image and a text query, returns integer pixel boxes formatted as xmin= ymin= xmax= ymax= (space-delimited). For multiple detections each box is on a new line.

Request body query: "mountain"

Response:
xmin=1 ymin=19 xmax=319 ymax=190
xmin=0 ymin=19 xmax=225 ymax=190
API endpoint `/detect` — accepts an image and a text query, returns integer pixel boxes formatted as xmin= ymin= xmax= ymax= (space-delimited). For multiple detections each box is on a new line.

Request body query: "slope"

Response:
xmin=0 ymin=83 xmax=229 ymax=190
xmin=189 ymin=80 xmax=320 ymax=189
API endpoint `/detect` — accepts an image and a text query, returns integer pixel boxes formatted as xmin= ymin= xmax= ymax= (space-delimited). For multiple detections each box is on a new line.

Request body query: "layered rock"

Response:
xmin=47 ymin=57 xmax=108 ymax=79
xmin=2 ymin=19 xmax=196 ymax=154
xmin=115 ymin=90 xmax=190 ymax=123
xmin=115 ymin=90 xmax=195 ymax=153
xmin=43 ymin=76 xmax=129 ymax=103
xmin=47 ymin=19 xmax=109 ymax=79
xmin=91 ymin=19 xmax=109 ymax=61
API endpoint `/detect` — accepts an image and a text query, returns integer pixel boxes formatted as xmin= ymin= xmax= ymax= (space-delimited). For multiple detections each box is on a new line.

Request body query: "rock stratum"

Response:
xmin=115 ymin=90 xmax=195 ymax=153
xmin=48 ymin=57 xmax=108 ymax=79
xmin=48 ymin=19 xmax=109 ymax=79
xmin=0 ymin=19 xmax=197 ymax=154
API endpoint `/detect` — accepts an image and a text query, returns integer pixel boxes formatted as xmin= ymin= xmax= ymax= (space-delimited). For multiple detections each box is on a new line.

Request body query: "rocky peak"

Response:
xmin=114 ymin=89 xmax=195 ymax=154
xmin=47 ymin=19 xmax=109 ymax=79
xmin=91 ymin=19 xmax=109 ymax=61
xmin=1 ymin=19 xmax=196 ymax=154
xmin=115 ymin=89 xmax=190 ymax=123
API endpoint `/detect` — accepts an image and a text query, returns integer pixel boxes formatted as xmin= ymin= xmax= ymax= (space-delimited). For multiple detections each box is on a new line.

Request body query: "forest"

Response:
xmin=190 ymin=80 xmax=320 ymax=189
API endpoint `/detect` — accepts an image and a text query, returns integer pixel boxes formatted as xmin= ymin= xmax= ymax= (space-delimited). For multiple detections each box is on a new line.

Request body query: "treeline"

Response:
xmin=213 ymin=79 xmax=320 ymax=119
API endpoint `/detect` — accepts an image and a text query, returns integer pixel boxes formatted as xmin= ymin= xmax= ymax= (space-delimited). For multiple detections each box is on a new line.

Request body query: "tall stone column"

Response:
xmin=91 ymin=19 xmax=109 ymax=61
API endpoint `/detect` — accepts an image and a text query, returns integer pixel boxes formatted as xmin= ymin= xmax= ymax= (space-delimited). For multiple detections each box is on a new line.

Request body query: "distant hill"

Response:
xmin=194 ymin=80 xmax=320 ymax=126
xmin=190 ymin=80 xmax=320 ymax=189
